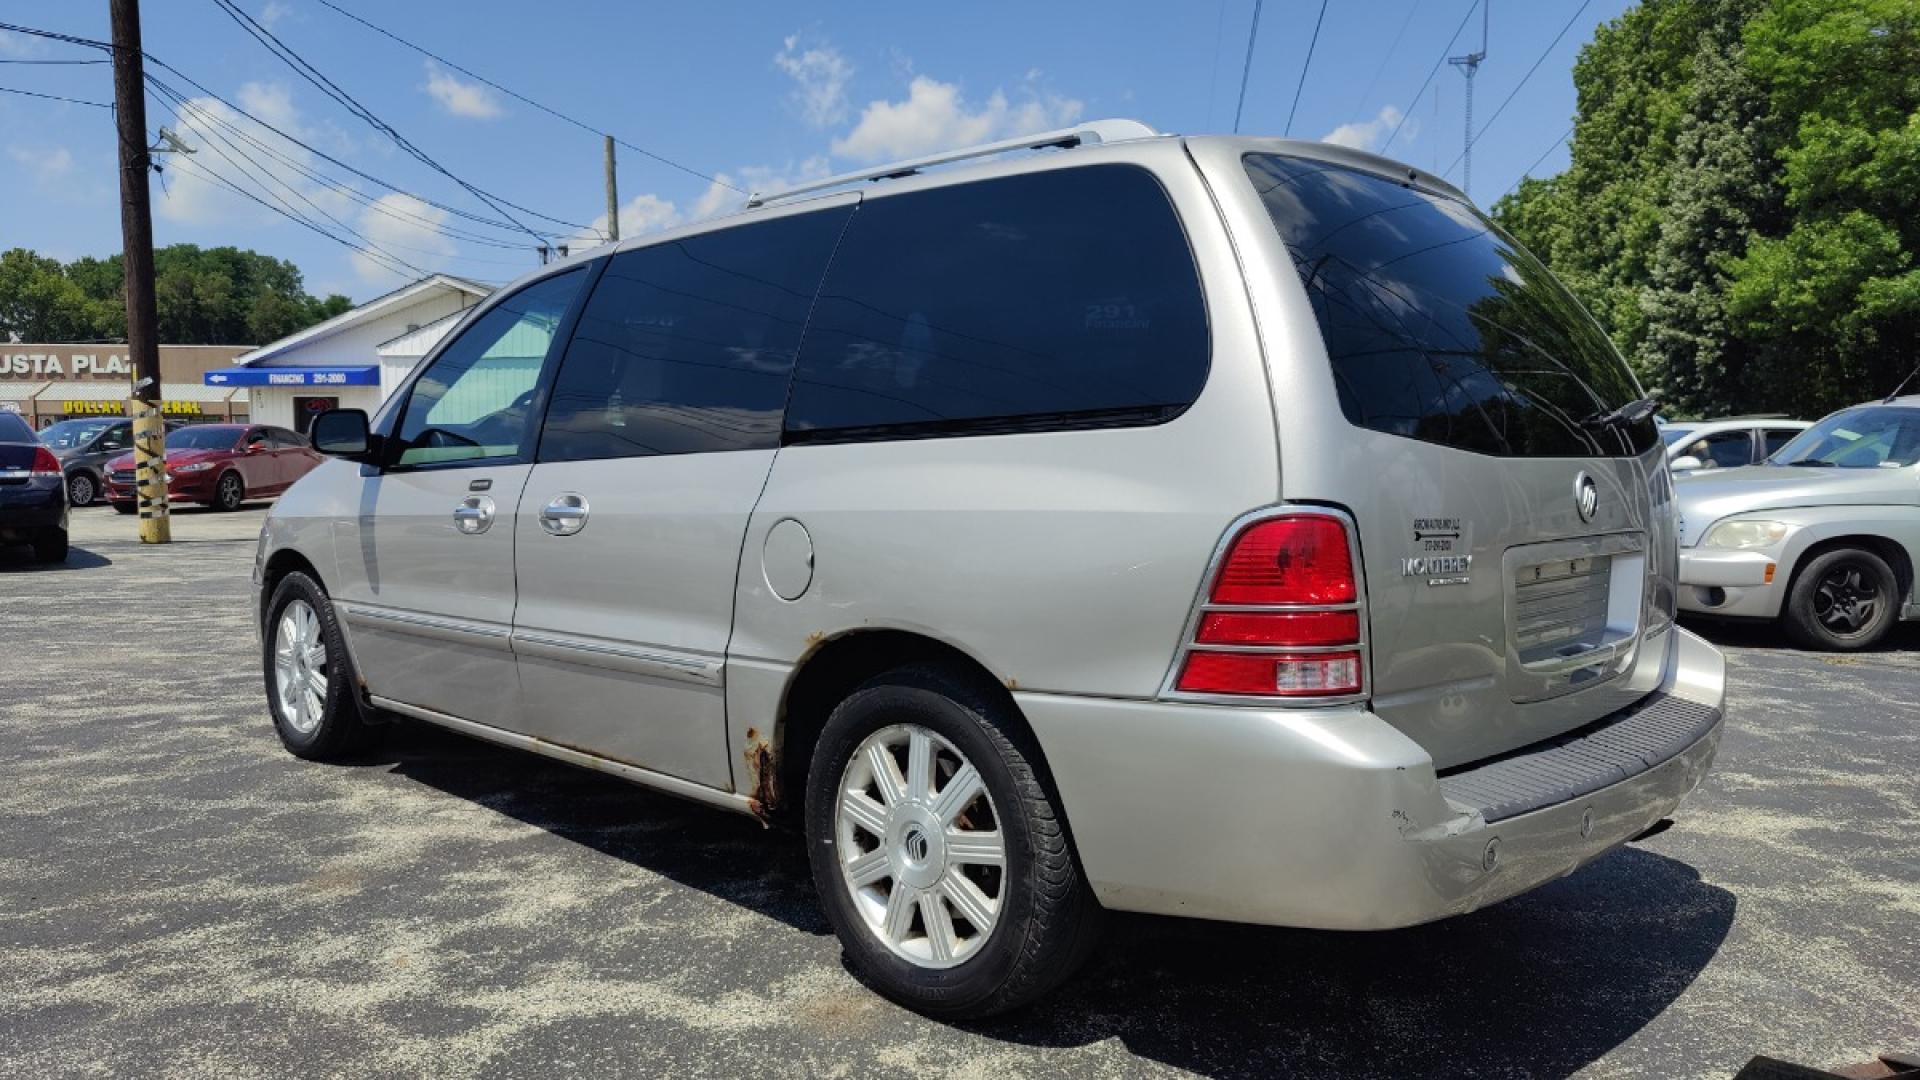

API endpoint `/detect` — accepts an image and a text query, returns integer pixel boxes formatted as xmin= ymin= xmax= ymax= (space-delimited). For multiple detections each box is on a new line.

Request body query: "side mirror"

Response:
xmin=311 ymin=408 xmax=376 ymax=462
xmin=244 ymin=440 xmax=268 ymax=453
xmin=1670 ymin=455 xmax=1704 ymax=472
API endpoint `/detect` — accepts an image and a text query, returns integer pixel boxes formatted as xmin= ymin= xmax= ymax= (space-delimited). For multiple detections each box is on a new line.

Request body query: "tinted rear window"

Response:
xmin=0 ymin=412 xmax=32 ymax=442
xmin=1245 ymin=153 xmax=1655 ymax=457
xmin=784 ymin=164 xmax=1208 ymax=441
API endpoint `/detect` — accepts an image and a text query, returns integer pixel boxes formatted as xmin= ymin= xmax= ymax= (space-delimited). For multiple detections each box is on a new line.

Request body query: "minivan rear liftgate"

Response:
xmin=1231 ymin=147 xmax=1676 ymax=769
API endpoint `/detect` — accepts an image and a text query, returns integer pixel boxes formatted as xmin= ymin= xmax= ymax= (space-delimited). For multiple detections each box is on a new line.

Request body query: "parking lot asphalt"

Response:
xmin=2 ymin=504 xmax=1917 ymax=1079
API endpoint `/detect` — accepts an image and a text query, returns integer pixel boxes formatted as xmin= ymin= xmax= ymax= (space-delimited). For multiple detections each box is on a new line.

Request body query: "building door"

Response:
xmin=509 ymin=202 xmax=851 ymax=788
xmin=330 ymin=268 xmax=590 ymax=729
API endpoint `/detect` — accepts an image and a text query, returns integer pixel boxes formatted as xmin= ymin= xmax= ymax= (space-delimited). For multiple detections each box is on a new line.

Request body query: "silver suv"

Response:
xmin=256 ymin=121 xmax=1727 ymax=1018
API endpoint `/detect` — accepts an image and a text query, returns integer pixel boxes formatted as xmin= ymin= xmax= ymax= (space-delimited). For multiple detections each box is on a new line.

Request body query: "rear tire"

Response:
xmin=263 ymin=571 xmax=377 ymax=759
xmin=214 ymin=471 xmax=245 ymax=512
xmin=31 ymin=528 xmax=68 ymax=563
xmin=1782 ymin=547 xmax=1898 ymax=651
xmin=805 ymin=664 xmax=1102 ymax=1019
xmin=66 ymin=472 xmax=95 ymax=507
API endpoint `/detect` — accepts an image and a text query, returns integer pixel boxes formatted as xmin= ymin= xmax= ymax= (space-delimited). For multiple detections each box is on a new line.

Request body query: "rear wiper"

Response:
xmin=1583 ymin=396 xmax=1660 ymax=429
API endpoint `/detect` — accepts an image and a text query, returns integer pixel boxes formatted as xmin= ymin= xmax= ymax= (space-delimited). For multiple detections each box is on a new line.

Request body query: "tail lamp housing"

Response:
xmin=30 ymin=447 xmax=62 ymax=478
xmin=1165 ymin=509 xmax=1368 ymax=702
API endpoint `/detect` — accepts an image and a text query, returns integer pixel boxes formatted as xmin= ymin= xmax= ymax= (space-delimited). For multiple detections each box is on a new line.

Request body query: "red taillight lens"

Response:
xmin=1196 ymin=610 xmax=1359 ymax=646
xmin=1176 ymin=651 xmax=1363 ymax=696
xmin=30 ymin=447 xmax=62 ymax=477
xmin=1210 ymin=516 xmax=1356 ymax=605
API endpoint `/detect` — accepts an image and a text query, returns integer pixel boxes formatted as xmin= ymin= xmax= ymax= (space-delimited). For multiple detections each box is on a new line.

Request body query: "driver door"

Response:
xmin=331 ymin=267 xmax=591 ymax=728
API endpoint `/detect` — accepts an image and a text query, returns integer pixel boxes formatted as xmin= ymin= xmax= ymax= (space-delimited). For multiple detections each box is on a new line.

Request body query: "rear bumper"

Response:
xmin=1018 ymin=627 xmax=1725 ymax=929
xmin=0 ymin=482 xmax=69 ymax=537
xmin=1678 ymin=547 xmax=1786 ymax=618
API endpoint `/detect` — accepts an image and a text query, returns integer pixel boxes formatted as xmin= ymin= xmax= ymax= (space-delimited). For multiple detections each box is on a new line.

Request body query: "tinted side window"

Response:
xmin=1763 ymin=429 xmax=1799 ymax=457
xmin=269 ymin=428 xmax=307 ymax=449
xmin=394 ymin=269 xmax=585 ymax=467
xmin=539 ymin=207 xmax=851 ymax=462
xmin=96 ymin=423 xmax=131 ymax=450
xmin=1682 ymin=430 xmax=1753 ymax=469
xmin=785 ymin=165 xmax=1208 ymax=440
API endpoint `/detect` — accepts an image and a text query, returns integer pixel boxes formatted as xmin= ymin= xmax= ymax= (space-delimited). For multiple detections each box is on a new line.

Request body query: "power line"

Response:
xmin=1381 ymin=0 xmax=1481 ymax=154
xmin=0 ymin=22 xmax=111 ymax=51
xmin=309 ymin=0 xmax=741 ymax=193
xmin=0 ymin=83 xmax=110 ymax=108
xmin=1442 ymin=0 xmax=1594 ymax=181
xmin=1347 ymin=0 xmax=1422 ymax=123
xmin=1232 ymin=0 xmax=1265 ymax=134
xmin=207 ymin=0 xmax=590 ymax=243
xmin=0 ymin=57 xmax=109 ymax=65
xmin=1283 ymin=0 xmax=1332 ymax=137
xmin=1500 ymin=125 xmax=1572 ymax=199
xmin=168 ymin=156 xmax=419 ymax=278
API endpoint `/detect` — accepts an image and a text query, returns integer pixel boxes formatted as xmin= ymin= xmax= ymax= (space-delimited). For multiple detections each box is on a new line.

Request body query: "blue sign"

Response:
xmin=204 ymin=366 xmax=380 ymax=388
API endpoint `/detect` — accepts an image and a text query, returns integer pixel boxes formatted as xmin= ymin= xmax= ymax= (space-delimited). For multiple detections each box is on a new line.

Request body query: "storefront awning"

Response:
xmin=205 ymin=366 xmax=379 ymax=388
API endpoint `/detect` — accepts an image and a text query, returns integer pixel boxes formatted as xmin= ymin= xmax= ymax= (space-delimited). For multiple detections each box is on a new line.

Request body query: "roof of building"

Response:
xmin=230 ymin=274 xmax=490 ymax=367
xmin=376 ymin=308 xmax=467 ymax=357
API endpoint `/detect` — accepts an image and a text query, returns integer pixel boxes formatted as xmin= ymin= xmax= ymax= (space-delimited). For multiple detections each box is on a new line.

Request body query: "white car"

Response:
xmin=1663 ymin=417 xmax=1811 ymax=473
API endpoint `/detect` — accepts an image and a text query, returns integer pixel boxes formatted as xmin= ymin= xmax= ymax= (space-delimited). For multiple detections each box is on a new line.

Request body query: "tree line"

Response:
xmin=0 ymin=244 xmax=353 ymax=347
xmin=1493 ymin=0 xmax=1918 ymax=419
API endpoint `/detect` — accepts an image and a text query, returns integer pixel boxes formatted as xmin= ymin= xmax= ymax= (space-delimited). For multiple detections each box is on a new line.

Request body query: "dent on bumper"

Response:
xmin=1018 ymin=627 xmax=1726 ymax=930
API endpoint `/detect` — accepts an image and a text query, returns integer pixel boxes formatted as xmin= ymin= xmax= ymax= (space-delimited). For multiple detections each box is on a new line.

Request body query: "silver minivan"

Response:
xmin=256 ymin=120 xmax=1727 ymax=1018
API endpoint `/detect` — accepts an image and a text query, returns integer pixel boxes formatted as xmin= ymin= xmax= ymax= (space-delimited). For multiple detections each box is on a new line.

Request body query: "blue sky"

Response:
xmin=1 ymin=0 xmax=1633 ymax=304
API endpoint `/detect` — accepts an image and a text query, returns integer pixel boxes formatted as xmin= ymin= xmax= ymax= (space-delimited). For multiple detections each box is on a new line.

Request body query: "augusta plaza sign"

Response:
xmin=1 ymin=350 xmax=134 ymax=378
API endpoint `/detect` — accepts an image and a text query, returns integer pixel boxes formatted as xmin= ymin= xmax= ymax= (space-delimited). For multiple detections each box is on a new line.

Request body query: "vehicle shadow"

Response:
xmin=0 ymin=545 xmax=112 ymax=571
xmin=1681 ymin=614 xmax=1920 ymax=652
xmin=372 ymin=722 xmax=1734 ymax=1079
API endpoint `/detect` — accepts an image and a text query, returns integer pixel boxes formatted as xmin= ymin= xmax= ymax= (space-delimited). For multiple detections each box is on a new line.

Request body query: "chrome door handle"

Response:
xmin=539 ymin=492 xmax=589 ymax=536
xmin=453 ymin=494 xmax=495 ymax=535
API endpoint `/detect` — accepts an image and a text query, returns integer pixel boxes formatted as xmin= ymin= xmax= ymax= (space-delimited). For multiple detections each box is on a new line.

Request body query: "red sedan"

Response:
xmin=105 ymin=424 xmax=324 ymax=513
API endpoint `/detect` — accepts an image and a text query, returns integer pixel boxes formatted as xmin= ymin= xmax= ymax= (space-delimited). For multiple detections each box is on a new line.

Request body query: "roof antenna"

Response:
xmin=1884 ymin=362 xmax=1920 ymax=403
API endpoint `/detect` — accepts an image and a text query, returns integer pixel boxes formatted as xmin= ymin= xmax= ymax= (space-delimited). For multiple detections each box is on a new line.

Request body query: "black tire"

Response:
xmin=213 ymin=471 xmax=246 ymax=512
xmin=66 ymin=471 xmax=95 ymax=507
xmin=1782 ymin=547 xmax=1899 ymax=651
xmin=263 ymin=571 xmax=377 ymax=759
xmin=111 ymin=502 xmax=136 ymax=515
xmin=31 ymin=528 xmax=68 ymax=563
xmin=805 ymin=664 xmax=1102 ymax=1019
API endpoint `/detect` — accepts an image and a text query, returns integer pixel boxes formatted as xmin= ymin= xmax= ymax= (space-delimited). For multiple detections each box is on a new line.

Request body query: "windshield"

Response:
xmin=38 ymin=419 xmax=114 ymax=450
xmin=1244 ymin=153 xmax=1656 ymax=458
xmin=166 ymin=426 xmax=242 ymax=451
xmin=1769 ymin=407 xmax=1920 ymax=468
xmin=1660 ymin=427 xmax=1695 ymax=447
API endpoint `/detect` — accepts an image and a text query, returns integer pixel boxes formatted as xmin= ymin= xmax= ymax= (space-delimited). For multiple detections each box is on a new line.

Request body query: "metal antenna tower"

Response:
xmin=1448 ymin=1 xmax=1489 ymax=199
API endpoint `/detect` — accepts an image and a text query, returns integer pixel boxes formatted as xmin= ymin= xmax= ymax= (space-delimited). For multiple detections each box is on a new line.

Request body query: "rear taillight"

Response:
xmin=30 ymin=447 xmax=62 ymax=477
xmin=1170 ymin=512 xmax=1366 ymax=700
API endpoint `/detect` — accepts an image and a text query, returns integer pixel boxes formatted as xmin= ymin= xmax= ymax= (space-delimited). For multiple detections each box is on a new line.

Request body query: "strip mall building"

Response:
xmin=205 ymin=275 xmax=490 ymax=434
xmin=0 ymin=344 xmax=253 ymax=428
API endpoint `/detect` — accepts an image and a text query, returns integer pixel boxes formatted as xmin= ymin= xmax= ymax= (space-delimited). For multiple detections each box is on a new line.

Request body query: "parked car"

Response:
xmin=37 ymin=417 xmax=179 ymax=506
xmin=253 ymin=123 xmax=1726 ymax=1018
xmin=1676 ymin=397 xmax=1920 ymax=649
xmin=103 ymin=423 xmax=323 ymax=513
xmin=0 ymin=410 xmax=68 ymax=562
xmin=1662 ymin=417 xmax=1811 ymax=474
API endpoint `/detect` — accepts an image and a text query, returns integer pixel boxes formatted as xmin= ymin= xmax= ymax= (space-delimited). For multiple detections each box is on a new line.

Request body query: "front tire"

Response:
xmin=1783 ymin=547 xmax=1898 ymax=651
xmin=805 ymin=665 xmax=1101 ymax=1019
xmin=264 ymin=571 xmax=375 ymax=759
xmin=213 ymin=471 xmax=245 ymax=512
xmin=67 ymin=472 xmax=95 ymax=507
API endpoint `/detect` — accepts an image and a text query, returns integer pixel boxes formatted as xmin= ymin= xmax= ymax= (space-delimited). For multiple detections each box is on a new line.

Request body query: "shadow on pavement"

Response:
xmin=1682 ymin=614 xmax=1920 ymax=652
xmin=0 ymin=544 xmax=112 ymax=571
xmin=369 ymin=720 xmax=1735 ymax=1079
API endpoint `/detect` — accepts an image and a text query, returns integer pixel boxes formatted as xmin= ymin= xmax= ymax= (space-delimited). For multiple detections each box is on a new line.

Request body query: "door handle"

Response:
xmin=539 ymin=492 xmax=590 ymax=536
xmin=453 ymin=494 xmax=495 ymax=535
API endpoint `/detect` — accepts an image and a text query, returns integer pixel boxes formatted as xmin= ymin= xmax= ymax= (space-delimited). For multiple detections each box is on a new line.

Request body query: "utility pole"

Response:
xmin=1449 ymin=0 xmax=1490 ymax=201
xmin=109 ymin=0 xmax=169 ymax=543
xmin=604 ymin=135 xmax=619 ymax=243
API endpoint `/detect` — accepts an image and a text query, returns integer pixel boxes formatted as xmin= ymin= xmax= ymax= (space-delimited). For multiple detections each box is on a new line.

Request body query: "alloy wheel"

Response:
xmin=218 ymin=474 xmax=243 ymax=510
xmin=68 ymin=473 xmax=94 ymax=506
xmin=834 ymin=723 xmax=1005 ymax=969
xmin=273 ymin=599 xmax=329 ymax=734
xmin=1813 ymin=562 xmax=1883 ymax=636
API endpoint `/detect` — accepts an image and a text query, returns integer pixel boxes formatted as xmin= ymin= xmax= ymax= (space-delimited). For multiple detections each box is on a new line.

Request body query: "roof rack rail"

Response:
xmin=744 ymin=118 xmax=1160 ymax=209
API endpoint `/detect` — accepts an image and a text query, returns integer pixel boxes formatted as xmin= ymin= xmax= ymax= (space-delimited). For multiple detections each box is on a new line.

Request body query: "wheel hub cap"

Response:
xmin=834 ymin=723 xmax=1005 ymax=969
xmin=272 ymin=599 xmax=328 ymax=734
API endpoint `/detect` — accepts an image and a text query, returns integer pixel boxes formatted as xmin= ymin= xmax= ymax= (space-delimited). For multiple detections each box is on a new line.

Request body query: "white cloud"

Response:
xmin=1322 ymin=105 xmax=1412 ymax=153
xmin=355 ymin=192 xmax=455 ymax=285
xmin=691 ymin=157 xmax=832 ymax=221
xmin=8 ymin=145 xmax=74 ymax=185
xmin=832 ymin=76 xmax=1083 ymax=163
xmin=570 ymin=192 xmax=685 ymax=251
xmin=236 ymin=81 xmax=299 ymax=131
xmin=421 ymin=62 xmax=503 ymax=120
xmin=774 ymin=35 xmax=853 ymax=128
xmin=259 ymin=1 xmax=294 ymax=29
xmin=0 ymin=31 xmax=37 ymax=58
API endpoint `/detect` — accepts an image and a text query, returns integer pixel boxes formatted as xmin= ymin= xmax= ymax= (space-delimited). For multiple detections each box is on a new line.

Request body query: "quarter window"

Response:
xmin=393 ymin=269 xmax=585 ymax=467
xmin=784 ymin=165 xmax=1208 ymax=441
xmin=538 ymin=207 xmax=852 ymax=462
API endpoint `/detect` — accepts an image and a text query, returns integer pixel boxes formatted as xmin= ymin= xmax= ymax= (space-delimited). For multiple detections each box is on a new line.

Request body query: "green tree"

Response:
xmin=0 ymin=248 xmax=94 ymax=341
